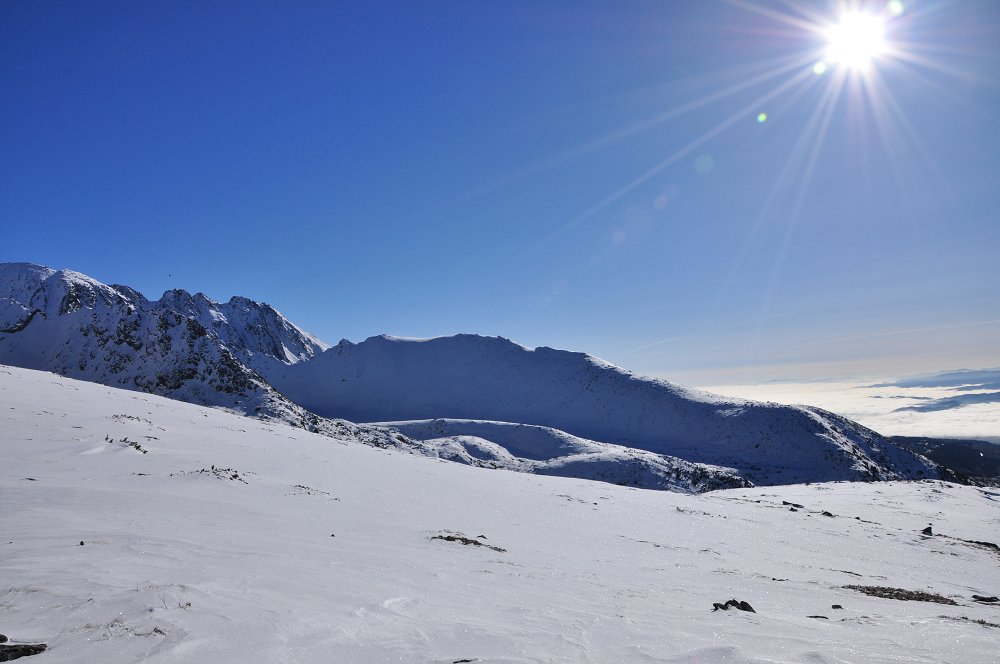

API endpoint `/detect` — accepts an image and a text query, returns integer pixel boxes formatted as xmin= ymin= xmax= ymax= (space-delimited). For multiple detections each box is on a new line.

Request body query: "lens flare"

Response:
xmin=524 ymin=0 xmax=943 ymax=255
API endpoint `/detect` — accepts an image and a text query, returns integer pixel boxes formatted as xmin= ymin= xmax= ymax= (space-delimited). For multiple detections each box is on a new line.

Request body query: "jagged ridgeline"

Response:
xmin=0 ymin=262 xmax=940 ymax=491
xmin=0 ymin=263 xmax=329 ymax=420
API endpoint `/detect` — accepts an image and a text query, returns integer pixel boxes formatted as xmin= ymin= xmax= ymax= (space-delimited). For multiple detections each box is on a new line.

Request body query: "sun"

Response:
xmin=535 ymin=0 xmax=928 ymax=244
xmin=823 ymin=11 xmax=887 ymax=71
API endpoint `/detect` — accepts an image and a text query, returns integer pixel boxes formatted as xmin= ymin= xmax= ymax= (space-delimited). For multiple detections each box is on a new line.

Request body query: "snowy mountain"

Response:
xmin=0 ymin=263 xmax=744 ymax=492
xmin=0 ymin=262 xmax=323 ymax=422
xmin=272 ymin=334 xmax=938 ymax=485
xmin=1 ymin=262 xmax=938 ymax=489
xmin=2 ymin=365 xmax=998 ymax=663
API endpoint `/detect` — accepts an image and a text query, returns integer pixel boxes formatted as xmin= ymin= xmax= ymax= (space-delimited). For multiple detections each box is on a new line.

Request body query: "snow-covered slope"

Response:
xmin=0 ymin=262 xmax=324 ymax=420
xmin=0 ymin=263 xmax=938 ymax=489
xmin=272 ymin=334 xmax=938 ymax=486
xmin=376 ymin=418 xmax=751 ymax=493
xmin=2 ymin=366 xmax=997 ymax=663
xmin=0 ymin=263 xmax=751 ymax=492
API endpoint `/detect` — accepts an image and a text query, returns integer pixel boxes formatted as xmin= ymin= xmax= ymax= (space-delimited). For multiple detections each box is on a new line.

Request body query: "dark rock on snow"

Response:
xmin=712 ymin=599 xmax=756 ymax=613
xmin=0 ymin=643 xmax=48 ymax=661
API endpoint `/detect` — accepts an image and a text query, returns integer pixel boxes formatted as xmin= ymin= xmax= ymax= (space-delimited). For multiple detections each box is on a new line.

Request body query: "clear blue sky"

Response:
xmin=2 ymin=0 xmax=998 ymax=383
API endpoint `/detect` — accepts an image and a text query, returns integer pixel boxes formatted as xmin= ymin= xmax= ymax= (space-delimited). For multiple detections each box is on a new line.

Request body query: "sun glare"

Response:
xmin=824 ymin=11 xmax=887 ymax=71
xmin=539 ymin=0 xmax=933 ymax=246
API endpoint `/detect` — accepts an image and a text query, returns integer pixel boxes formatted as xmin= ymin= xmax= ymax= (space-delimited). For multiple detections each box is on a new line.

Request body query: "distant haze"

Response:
xmin=700 ymin=370 xmax=1000 ymax=445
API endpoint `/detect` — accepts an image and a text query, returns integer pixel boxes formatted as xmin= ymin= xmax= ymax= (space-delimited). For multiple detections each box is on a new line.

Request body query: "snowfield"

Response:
xmin=3 ymin=365 xmax=998 ymax=663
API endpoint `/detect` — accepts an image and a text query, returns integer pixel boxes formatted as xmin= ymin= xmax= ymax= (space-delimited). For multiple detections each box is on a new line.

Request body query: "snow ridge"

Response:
xmin=271 ymin=333 xmax=938 ymax=486
xmin=374 ymin=418 xmax=751 ymax=493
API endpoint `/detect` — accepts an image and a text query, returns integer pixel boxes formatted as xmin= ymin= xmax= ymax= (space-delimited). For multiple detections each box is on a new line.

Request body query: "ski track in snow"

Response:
xmin=2 ymin=365 xmax=999 ymax=663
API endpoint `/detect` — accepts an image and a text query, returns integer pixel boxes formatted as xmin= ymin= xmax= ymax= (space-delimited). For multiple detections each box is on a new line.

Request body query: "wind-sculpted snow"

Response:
xmin=273 ymin=334 xmax=938 ymax=486
xmin=1 ymin=366 xmax=997 ymax=663
xmin=376 ymin=418 xmax=751 ymax=493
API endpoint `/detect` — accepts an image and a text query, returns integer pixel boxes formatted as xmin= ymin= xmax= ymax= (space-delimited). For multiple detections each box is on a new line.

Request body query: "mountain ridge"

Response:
xmin=271 ymin=332 xmax=935 ymax=485
xmin=0 ymin=262 xmax=939 ymax=490
xmin=0 ymin=262 xmax=327 ymax=424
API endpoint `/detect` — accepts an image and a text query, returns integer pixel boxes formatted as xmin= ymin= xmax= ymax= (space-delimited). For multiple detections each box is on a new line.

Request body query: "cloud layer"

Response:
xmin=703 ymin=369 xmax=1000 ymax=445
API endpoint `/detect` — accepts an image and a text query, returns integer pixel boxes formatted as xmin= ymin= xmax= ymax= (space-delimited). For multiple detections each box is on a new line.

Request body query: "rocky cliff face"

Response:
xmin=0 ymin=263 xmax=320 ymax=422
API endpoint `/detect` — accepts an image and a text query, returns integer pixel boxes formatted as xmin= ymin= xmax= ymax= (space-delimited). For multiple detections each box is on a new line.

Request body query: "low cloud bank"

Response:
xmin=703 ymin=369 xmax=1000 ymax=444
xmin=872 ymin=368 xmax=1000 ymax=391
xmin=872 ymin=368 xmax=1000 ymax=414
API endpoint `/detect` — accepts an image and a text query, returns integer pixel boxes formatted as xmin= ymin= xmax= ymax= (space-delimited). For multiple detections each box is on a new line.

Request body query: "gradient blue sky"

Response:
xmin=2 ymin=0 xmax=998 ymax=384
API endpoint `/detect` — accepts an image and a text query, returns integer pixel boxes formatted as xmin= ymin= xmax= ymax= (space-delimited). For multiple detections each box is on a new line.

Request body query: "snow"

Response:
xmin=270 ymin=334 xmax=937 ymax=486
xmin=2 ymin=365 xmax=998 ymax=663
xmin=0 ymin=262 xmax=328 ymax=421
xmin=0 ymin=262 xmax=941 ymax=489
xmin=373 ymin=418 xmax=749 ymax=493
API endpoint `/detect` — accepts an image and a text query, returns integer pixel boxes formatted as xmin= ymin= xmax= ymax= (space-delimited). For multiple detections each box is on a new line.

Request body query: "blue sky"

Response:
xmin=2 ymin=0 xmax=998 ymax=384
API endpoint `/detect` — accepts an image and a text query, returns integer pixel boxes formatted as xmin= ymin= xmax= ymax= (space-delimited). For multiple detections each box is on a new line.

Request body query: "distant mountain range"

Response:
xmin=890 ymin=436 xmax=1000 ymax=483
xmin=0 ymin=262 xmax=940 ymax=490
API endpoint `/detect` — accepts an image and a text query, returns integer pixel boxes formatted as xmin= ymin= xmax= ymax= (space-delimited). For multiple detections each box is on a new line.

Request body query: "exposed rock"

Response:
xmin=431 ymin=533 xmax=506 ymax=553
xmin=843 ymin=585 xmax=958 ymax=605
xmin=939 ymin=615 xmax=1000 ymax=629
xmin=0 ymin=643 xmax=47 ymax=661
xmin=712 ymin=599 xmax=755 ymax=613
xmin=0 ymin=262 xmax=327 ymax=424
